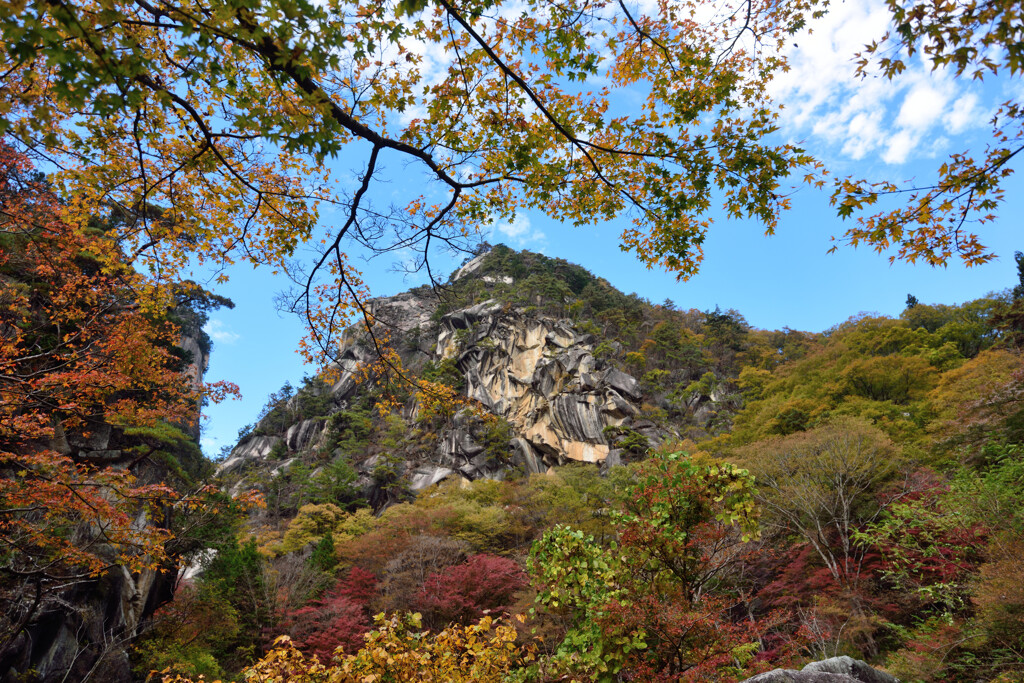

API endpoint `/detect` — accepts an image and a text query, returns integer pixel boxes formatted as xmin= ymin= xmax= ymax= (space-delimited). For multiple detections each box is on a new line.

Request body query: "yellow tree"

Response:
xmin=0 ymin=0 xmax=823 ymax=368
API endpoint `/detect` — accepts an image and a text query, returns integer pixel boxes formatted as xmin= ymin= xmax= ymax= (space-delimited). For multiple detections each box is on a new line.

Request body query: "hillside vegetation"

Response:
xmin=134 ymin=246 xmax=1024 ymax=683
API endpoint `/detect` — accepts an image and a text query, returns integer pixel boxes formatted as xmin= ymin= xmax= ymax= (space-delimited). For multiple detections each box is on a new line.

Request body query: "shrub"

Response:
xmin=415 ymin=554 xmax=527 ymax=626
xmin=280 ymin=566 xmax=379 ymax=662
xmin=284 ymin=594 xmax=370 ymax=661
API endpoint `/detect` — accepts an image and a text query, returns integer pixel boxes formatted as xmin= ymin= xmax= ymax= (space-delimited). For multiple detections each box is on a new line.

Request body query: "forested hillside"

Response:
xmin=2 ymin=0 xmax=1023 ymax=679
xmin=133 ymin=245 xmax=1024 ymax=683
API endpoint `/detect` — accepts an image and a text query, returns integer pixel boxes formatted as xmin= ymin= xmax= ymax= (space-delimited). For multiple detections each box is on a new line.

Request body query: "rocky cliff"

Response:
xmin=218 ymin=246 xmax=741 ymax=510
xmin=0 ymin=331 xmax=211 ymax=683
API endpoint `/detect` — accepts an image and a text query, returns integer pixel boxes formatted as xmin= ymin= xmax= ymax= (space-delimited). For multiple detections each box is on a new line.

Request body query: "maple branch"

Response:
xmin=717 ymin=0 xmax=755 ymax=66
xmin=615 ymin=0 xmax=680 ymax=75
xmin=303 ymin=143 xmax=381 ymax=356
xmin=435 ymin=0 xmax=619 ymax=177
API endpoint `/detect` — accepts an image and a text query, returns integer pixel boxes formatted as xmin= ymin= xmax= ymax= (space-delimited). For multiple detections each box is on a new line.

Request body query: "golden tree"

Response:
xmin=1 ymin=0 xmax=824 ymax=368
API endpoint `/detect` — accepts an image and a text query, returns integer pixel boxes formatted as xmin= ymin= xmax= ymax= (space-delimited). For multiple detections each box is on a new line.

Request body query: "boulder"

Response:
xmin=601 ymin=448 xmax=623 ymax=472
xmin=408 ymin=465 xmax=457 ymax=491
xmin=603 ymin=368 xmax=641 ymax=400
xmin=602 ymin=389 xmax=638 ymax=418
xmin=743 ymin=657 xmax=898 ymax=683
xmin=803 ymin=657 xmax=898 ymax=682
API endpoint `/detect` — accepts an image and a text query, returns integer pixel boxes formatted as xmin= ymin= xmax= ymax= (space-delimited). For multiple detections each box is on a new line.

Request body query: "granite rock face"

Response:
xmin=433 ymin=299 xmax=645 ymax=467
xmin=0 ymin=333 xmax=209 ymax=683
xmin=1 ymin=567 xmax=174 ymax=683
xmin=743 ymin=656 xmax=899 ymax=683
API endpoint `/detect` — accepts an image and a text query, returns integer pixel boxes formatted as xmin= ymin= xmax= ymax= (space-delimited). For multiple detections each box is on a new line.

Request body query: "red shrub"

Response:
xmin=414 ymin=554 xmax=527 ymax=626
xmin=285 ymin=595 xmax=368 ymax=661
xmin=282 ymin=567 xmax=379 ymax=661
xmin=337 ymin=565 xmax=378 ymax=606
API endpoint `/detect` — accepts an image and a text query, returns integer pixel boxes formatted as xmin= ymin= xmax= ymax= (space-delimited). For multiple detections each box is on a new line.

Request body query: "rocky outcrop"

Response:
xmin=1 ymin=567 xmax=174 ymax=683
xmin=0 ymin=333 xmax=210 ymax=683
xmin=744 ymin=656 xmax=898 ymax=683
xmin=216 ymin=248 xmax=728 ymax=505
xmin=450 ymin=252 xmax=488 ymax=281
xmin=432 ymin=299 xmax=655 ymax=468
xmin=178 ymin=332 xmax=209 ymax=439
xmin=286 ymin=419 xmax=325 ymax=452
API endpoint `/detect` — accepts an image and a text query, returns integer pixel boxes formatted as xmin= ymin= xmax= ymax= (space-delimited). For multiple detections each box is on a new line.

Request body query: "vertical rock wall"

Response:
xmin=0 ymin=335 xmax=208 ymax=683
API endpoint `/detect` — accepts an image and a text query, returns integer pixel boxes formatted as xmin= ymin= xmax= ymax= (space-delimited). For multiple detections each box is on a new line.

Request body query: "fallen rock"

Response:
xmin=743 ymin=656 xmax=898 ymax=683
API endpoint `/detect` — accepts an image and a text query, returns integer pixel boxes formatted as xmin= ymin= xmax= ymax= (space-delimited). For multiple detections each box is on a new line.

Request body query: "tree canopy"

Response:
xmin=1 ymin=0 xmax=1020 ymax=367
xmin=2 ymin=0 xmax=825 ymax=366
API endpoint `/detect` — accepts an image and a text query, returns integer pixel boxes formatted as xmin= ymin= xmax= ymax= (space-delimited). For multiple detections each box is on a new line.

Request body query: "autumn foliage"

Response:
xmin=283 ymin=567 xmax=377 ymax=661
xmin=165 ymin=614 xmax=532 ymax=683
xmin=415 ymin=554 xmax=527 ymax=626
xmin=0 ymin=142 xmax=238 ymax=641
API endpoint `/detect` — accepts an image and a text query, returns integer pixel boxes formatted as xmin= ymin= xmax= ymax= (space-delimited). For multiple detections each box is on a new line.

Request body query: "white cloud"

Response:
xmin=928 ymin=135 xmax=950 ymax=156
xmin=896 ymin=82 xmax=949 ymax=130
xmin=203 ymin=319 xmax=240 ymax=345
xmin=840 ymin=111 xmax=886 ymax=159
xmin=944 ymin=93 xmax=982 ymax=133
xmin=499 ymin=215 xmax=530 ymax=238
xmin=882 ymin=130 xmax=915 ymax=164
xmin=772 ymin=1 xmax=892 ymax=128
xmin=488 ymin=215 xmax=547 ymax=247
xmin=772 ymin=0 xmax=988 ymax=167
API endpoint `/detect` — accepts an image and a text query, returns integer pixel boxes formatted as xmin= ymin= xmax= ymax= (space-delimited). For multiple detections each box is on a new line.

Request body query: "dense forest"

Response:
xmin=123 ymin=244 xmax=1024 ymax=682
xmin=2 ymin=0 xmax=1023 ymax=679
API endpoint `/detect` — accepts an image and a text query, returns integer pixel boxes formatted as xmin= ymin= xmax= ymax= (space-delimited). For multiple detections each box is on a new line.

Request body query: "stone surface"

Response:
xmin=603 ymin=368 xmax=642 ymax=400
xmin=511 ymin=437 xmax=544 ymax=475
xmin=409 ymin=465 xmax=457 ymax=491
xmin=216 ymin=435 xmax=283 ymax=477
xmin=744 ymin=673 xmax=854 ymax=682
xmin=743 ymin=657 xmax=899 ymax=683
xmin=803 ymin=656 xmax=898 ymax=682
xmin=451 ymin=252 xmax=488 ymax=281
xmin=431 ymin=302 xmax=649 ymax=468
xmin=285 ymin=418 xmax=325 ymax=452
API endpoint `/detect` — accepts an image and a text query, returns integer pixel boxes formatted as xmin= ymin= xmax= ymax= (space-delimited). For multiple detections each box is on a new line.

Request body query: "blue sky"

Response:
xmin=196 ymin=0 xmax=1024 ymax=457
